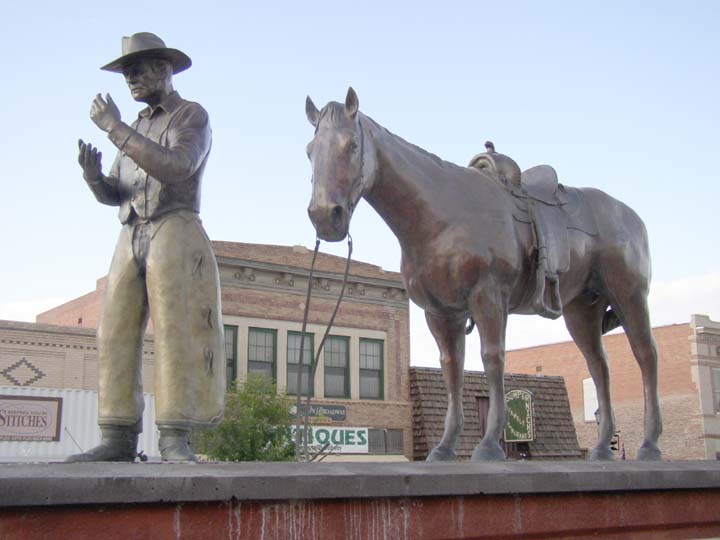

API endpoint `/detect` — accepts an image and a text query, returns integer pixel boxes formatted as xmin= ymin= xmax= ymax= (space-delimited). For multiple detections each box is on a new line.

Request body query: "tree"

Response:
xmin=195 ymin=375 xmax=295 ymax=462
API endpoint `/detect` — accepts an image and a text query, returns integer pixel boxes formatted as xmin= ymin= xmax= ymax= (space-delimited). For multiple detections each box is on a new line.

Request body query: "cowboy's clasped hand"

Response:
xmin=90 ymin=93 xmax=122 ymax=133
xmin=78 ymin=139 xmax=102 ymax=183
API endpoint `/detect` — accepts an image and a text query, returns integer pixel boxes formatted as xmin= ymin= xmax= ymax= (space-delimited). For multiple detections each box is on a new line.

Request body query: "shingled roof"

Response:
xmin=410 ymin=367 xmax=582 ymax=461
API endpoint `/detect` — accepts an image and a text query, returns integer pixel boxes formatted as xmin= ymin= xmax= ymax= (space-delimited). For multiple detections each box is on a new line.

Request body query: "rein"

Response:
xmin=294 ymin=233 xmax=353 ymax=461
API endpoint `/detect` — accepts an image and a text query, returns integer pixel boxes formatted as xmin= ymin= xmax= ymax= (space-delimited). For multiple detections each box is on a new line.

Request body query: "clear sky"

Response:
xmin=1 ymin=1 xmax=718 ymax=370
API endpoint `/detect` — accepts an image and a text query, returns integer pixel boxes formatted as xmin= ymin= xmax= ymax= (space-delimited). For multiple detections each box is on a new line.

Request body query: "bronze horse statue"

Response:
xmin=305 ymin=87 xmax=661 ymax=461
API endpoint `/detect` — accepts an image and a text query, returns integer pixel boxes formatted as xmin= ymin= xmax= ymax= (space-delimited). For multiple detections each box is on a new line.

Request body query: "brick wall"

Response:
xmin=0 ymin=320 xmax=156 ymax=393
xmin=505 ymin=322 xmax=706 ymax=459
xmin=36 ymin=278 xmax=107 ymax=329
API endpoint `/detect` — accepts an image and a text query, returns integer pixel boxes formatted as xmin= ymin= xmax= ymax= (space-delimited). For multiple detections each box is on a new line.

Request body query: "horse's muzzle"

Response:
xmin=307 ymin=203 xmax=349 ymax=242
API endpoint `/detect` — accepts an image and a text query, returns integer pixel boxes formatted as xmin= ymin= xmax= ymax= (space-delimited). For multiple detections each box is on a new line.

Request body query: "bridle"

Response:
xmin=311 ymin=109 xmax=368 ymax=216
xmin=293 ymin=113 xmax=366 ymax=460
xmin=347 ymin=115 xmax=367 ymax=213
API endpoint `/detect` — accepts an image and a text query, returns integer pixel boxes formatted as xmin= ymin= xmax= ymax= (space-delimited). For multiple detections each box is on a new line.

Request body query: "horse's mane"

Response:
xmin=319 ymin=102 xmax=468 ymax=179
xmin=361 ymin=114 xmax=456 ymax=170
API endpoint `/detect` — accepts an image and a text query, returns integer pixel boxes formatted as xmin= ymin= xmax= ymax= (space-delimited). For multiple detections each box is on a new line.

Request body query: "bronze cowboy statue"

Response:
xmin=305 ymin=87 xmax=662 ymax=462
xmin=69 ymin=33 xmax=225 ymax=462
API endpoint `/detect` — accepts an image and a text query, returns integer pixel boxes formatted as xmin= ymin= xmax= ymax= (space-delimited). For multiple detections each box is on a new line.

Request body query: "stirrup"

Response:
xmin=533 ymin=297 xmax=562 ymax=319
xmin=532 ymin=271 xmax=562 ymax=319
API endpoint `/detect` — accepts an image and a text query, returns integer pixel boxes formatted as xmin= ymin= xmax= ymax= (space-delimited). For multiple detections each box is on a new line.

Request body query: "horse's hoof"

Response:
xmin=588 ymin=446 xmax=615 ymax=461
xmin=636 ymin=442 xmax=662 ymax=461
xmin=471 ymin=441 xmax=506 ymax=461
xmin=426 ymin=446 xmax=457 ymax=462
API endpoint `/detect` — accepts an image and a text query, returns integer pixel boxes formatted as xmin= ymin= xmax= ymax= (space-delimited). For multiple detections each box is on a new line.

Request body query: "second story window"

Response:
xmin=324 ymin=336 xmax=349 ymax=398
xmin=287 ymin=331 xmax=314 ymax=396
xmin=224 ymin=325 xmax=238 ymax=390
xmin=360 ymin=338 xmax=383 ymax=399
xmin=247 ymin=328 xmax=276 ymax=380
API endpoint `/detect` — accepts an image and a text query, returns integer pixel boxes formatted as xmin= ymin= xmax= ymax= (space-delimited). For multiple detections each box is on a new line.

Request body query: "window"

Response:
xmin=368 ymin=428 xmax=404 ymax=454
xmin=224 ymin=325 xmax=238 ymax=390
xmin=359 ymin=338 xmax=383 ymax=399
xmin=287 ymin=331 xmax=314 ymax=396
xmin=713 ymin=368 xmax=720 ymax=413
xmin=247 ymin=328 xmax=276 ymax=380
xmin=324 ymin=336 xmax=349 ymax=398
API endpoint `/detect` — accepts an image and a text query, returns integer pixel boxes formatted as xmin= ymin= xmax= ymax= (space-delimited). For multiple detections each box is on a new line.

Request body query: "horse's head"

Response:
xmin=305 ymin=87 xmax=375 ymax=242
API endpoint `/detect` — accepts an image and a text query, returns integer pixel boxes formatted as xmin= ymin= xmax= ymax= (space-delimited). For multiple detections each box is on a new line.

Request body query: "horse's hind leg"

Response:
xmin=611 ymin=292 xmax=662 ymax=460
xmin=563 ymin=298 xmax=616 ymax=460
xmin=425 ymin=312 xmax=467 ymax=462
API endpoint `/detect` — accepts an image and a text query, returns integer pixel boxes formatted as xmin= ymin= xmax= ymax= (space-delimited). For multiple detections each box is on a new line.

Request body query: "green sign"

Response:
xmin=504 ymin=389 xmax=534 ymax=442
xmin=290 ymin=403 xmax=347 ymax=421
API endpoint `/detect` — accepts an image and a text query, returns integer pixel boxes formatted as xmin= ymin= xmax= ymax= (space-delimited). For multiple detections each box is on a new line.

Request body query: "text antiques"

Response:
xmin=0 ymin=395 xmax=63 ymax=442
xmin=293 ymin=426 xmax=368 ymax=454
xmin=504 ymin=389 xmax=534 ymax=443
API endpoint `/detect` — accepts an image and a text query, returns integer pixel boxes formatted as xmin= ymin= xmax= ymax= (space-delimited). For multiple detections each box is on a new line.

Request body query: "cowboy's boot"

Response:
xmin=66 ymin=425 xmax=138 ymax=462
xmin=159 ymin=426 xmax=197 ymax=462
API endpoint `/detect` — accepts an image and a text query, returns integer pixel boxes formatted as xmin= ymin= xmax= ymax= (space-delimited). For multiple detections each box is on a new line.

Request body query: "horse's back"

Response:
xmin=578 ymin=187 xmax=648 ymax=243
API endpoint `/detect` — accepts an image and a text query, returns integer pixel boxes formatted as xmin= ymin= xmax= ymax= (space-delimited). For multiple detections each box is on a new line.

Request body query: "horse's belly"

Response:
xmin=403 ymin=257 xmax=484 ymax=313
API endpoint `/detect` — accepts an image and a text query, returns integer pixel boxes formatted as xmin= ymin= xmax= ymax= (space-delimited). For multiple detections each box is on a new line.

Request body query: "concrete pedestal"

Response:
xmin=1 ymin=461 xmax=719 ymax=539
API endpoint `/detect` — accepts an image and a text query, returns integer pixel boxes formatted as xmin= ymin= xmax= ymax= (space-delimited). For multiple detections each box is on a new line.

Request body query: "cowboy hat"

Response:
xmin=101 ymin=32 xmax=192 ymax=74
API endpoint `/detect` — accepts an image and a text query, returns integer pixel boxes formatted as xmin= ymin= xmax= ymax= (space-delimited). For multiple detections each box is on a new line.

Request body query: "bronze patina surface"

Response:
xmin=305 ymin=87 xmax=661 ymax=462
xmin=71 ymin=33 xmax=225 ymax=462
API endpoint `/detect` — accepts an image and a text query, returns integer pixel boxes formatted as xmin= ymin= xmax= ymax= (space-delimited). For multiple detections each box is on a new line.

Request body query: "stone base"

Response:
xmin=1 ymin=461 xmax=719 ymax=539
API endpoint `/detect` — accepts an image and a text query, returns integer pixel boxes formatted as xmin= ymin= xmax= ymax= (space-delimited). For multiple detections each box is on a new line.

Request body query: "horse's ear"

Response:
xmin=306 ymin=96 xmax=320 ymax=127
xmin=345 ymin=87 xmax=359 ymax=119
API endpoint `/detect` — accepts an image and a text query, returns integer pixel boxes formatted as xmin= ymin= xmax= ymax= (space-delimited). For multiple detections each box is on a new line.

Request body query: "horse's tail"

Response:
xmin=601 ymin=308 xmax=622 ymax=335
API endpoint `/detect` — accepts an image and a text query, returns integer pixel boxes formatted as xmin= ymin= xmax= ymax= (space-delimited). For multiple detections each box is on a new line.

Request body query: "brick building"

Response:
xmin=505 ymin=314 xmax=720 ymax=460
xmin=3 ymin=241 xmax=412 ymax=460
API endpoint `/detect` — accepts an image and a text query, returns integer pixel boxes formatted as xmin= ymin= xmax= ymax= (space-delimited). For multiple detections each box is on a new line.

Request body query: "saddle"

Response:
xmin=468 ymin=142 xmax=598 ymax=319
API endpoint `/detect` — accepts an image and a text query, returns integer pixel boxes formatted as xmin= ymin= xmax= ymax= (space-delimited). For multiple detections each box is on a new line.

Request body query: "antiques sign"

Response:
xmin=290 ymin=403 xmax=347 ymax=422
xmin=0 ymin=395 xmax=63 ymax=442
xmin=293 ymin=426 xmax=368 ymax=454
xmin=504 ymin=389 xmax=534 ymax=442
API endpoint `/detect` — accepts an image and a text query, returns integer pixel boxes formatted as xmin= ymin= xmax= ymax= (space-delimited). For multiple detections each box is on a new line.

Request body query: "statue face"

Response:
xmin=122 ymin=59 xmax=168 ymax=105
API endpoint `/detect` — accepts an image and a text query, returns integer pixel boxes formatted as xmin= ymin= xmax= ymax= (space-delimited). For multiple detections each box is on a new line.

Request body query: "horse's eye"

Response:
xmin=348 ymin=139 xmax=358 ymax=152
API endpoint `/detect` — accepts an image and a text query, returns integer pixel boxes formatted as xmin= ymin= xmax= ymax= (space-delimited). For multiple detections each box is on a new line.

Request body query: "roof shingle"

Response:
xmin=410 ymin=367 xmax=582 ymax=460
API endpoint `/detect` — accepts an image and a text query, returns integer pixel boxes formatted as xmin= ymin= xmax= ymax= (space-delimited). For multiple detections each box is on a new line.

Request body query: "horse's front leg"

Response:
xmin=470 ymin=288 xmax=509 ymax=461
xmin=425 ymin=311 xmax=467 ymax=462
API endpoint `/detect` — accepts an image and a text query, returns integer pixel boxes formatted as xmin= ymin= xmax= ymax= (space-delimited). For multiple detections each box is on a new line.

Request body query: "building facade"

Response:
xmin=3 ymin=242 xmax=412 ymax=460
xmin=505 ymin=314 xmax=720 ymax=460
